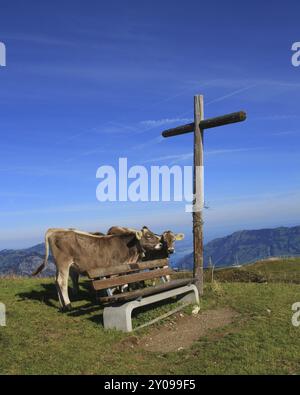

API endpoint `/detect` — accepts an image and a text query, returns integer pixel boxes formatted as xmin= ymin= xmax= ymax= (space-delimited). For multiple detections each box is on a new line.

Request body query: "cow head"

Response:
xmin=107 ymin=226 xmax=163 ymax=256
xmin=160 ymin=230 xmax=184 ymax=254
xmin=136 ymin=226 xmax=163 ymax=252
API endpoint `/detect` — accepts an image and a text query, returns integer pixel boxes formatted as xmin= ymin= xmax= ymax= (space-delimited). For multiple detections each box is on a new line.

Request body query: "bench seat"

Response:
xmin=99 ymin=277 xmax=196 ymax=303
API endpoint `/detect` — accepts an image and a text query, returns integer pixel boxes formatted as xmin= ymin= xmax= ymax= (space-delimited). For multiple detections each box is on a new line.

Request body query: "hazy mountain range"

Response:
xmin=177 ymin=225 xmax=300 ymax=270
xmin=1 ymin=225 xmax=300 ymax=276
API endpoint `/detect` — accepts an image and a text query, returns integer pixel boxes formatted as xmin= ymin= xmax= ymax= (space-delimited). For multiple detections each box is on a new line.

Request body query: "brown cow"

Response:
xmin=107 ymin=226 xmax=184 ymax=283
xmin=107 ymin=226 xmax=184 ymax=260
xmin=32 ymin=227 xmax=162 ymax=310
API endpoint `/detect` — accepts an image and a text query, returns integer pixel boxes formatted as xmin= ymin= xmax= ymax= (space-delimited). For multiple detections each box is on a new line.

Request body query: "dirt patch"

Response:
xmin=137 ymin=307 xmax=239 ymax=353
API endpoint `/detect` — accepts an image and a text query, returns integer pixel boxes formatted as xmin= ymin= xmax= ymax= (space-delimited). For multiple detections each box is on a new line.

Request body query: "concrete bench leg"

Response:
xmin=178 ymin=285 xmax=199 ymax=304
xmin=103 ymin=284 xmax=199 ymax=333
xmin=103 ymin=303 xmax=135 ymax=332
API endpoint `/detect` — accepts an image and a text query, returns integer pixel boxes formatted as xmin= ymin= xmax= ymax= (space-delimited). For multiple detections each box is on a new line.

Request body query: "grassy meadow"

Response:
xmin=0 ymin=258 xmax=300 ymax=374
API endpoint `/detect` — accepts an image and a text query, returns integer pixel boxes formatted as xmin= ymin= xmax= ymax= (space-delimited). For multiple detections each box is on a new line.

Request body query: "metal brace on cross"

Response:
xmin=161 ymin=95 xmax=247 ymax=295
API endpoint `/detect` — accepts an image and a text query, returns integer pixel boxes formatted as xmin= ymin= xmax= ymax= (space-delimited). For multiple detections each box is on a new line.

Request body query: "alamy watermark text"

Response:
xmin=0 ymin=41 xmax=6 ymax=67
xmin=291 ymin=42 xmax=300 ymax=67
xmin=96 ymin=158 xmax=204 ymax=212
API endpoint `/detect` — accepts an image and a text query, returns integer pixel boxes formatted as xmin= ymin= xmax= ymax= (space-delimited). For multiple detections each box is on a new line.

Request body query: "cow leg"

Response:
xmin=56 ymin=268 xmax=72 ymax=311
xmin=163 ymin=265 xmax=171 ymax=282
xmin=55 ymin=281 xmax=65 ymax=308
xmin=69 ymin=267 xmax=80 ymax=296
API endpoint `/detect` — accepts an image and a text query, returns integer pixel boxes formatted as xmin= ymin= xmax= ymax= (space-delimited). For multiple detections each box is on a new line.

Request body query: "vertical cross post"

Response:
xmin=161 ymin=97 xmax=246 ymax=297
xmin=193 ymin=95 xmax=204 ymax=295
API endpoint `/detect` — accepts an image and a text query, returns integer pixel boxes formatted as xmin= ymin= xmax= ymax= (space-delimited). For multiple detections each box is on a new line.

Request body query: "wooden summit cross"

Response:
xmin=161 ymin=95 xmax=247 ymax=295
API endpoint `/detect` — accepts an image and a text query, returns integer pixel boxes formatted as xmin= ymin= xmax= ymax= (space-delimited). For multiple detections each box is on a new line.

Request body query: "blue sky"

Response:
xmin=0 ymin=0 xmax=300 ymax=249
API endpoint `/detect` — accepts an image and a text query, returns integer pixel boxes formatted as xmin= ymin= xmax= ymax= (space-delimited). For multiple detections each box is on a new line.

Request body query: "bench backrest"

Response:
xmin=87 ymin=258 xmax=172 ymax=293
xmin=86 ymin=258 xmax=169 ymax=279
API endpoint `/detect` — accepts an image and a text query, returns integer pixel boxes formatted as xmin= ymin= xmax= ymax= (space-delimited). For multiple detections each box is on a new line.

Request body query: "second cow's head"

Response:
xmin=159 ymin=230 xmax=184 ymax=254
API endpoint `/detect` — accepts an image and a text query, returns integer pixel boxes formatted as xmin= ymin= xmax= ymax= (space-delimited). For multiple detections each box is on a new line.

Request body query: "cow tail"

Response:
xmin=32 ymin=230 xmax=51 ymax=276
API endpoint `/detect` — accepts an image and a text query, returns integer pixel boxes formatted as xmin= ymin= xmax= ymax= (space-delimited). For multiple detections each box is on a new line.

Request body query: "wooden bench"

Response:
xmin=86 ymin=258 xmax=199 ymax=332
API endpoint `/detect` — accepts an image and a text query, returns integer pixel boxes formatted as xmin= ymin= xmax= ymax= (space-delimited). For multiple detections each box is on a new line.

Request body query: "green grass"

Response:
xmin=208 ymin=257 xmax=300 ymax=284
xmin=1 ymin=260 xmax=300 ymax=374
xmin=246 ymin=258 xmax=300 ymax=283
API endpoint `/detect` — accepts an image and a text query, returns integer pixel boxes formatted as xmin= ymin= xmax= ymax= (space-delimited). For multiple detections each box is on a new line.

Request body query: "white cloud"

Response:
xmin=206 ymin=147 xmax=264 ymax=155
xmin=142 ymin=153 xmax=193 ymax=164
xmin=2 ymin=33 xmax=76 ymax=47
xmin=204 ymin=191 xmax=300 ymax=231
xmin=273 ymin=130 xmax=299 ymax=136
xmin=0 ymin=203 xmax=100 ymax=217
xmin=140 ymin=118 xmax=192 ymax=128
xmin=143 ymin=147 xmax=264 ymax=165
xmin=254 ymin=115 xmax=299 ymax=121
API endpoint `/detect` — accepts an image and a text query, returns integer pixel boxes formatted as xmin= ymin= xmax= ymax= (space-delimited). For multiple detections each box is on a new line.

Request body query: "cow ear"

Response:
xmin=175 ymin=233 xmax=185 ymax=240
xmin=136 ymin=231 xmax=143 ymax=240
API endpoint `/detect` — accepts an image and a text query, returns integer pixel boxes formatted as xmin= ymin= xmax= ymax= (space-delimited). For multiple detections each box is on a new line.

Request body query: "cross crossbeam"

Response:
xmin=162 ymin=111 xmax=246 ymax=138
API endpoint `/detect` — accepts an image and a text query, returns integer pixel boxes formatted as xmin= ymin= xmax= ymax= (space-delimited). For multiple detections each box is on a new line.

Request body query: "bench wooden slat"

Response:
xmin=87 ymin=258 xmax=168 ymax=279
xmin=99 ymin=278 xmax=195 ymax=303
xmin=92 ymin=268 xmax=173 ymax=291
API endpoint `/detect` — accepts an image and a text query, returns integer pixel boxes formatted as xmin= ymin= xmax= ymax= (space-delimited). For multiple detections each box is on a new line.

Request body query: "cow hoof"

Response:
xmin=61 ymin=304 xmax=72 ymax=312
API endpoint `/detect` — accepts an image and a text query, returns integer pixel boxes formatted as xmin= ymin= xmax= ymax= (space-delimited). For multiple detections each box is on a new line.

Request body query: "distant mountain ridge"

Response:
xmin=0 ymin=243 xmax=55 ymax=277
xmin=177 ymin=225 xmax=300 ymax=270
xmin=1 ymin=225 xmax=300 ymax=276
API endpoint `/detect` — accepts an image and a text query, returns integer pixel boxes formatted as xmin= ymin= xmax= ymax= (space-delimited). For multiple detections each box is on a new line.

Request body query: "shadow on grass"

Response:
xmin=16 ymin=280 xmax=94 ymax=308
xmin=16 ymin=280 xmax=105 ymax=325
xmin=17 ymin=282 xmax=58 ymax=308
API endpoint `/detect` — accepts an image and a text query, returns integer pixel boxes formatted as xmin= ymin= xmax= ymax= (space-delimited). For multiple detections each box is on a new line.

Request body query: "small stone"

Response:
xmin=192 ymin=305 xmax=200 ymax=315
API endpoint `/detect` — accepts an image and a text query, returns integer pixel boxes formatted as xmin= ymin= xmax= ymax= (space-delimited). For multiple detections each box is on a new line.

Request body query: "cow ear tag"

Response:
xmin=175 ymin=233 xmax=185 ymax=240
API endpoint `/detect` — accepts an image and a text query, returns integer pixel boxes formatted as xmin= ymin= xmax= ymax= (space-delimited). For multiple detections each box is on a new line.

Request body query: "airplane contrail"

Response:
xmin=206 ymin=83 xmax=259 ymax=105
